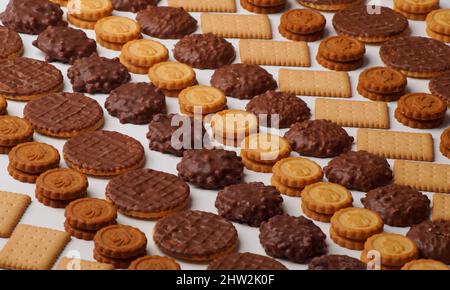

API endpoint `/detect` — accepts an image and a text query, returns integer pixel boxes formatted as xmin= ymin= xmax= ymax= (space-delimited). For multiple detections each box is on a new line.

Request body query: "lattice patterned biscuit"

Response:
xmin=394 ymin=160 xmax=450 ymax=193
xmin=432 ymin=193 xmax=450 ymax=221
xmin=168 ymin=0 xmax=236 ymax=12
xmin=201 ymin=13 xmax=272 ymax=39
xmin=0 ymin=191 xmax=31 ymax=238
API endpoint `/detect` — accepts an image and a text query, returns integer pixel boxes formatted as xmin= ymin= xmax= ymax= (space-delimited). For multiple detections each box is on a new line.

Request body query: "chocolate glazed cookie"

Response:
xmin=308 ymin=255 xmax=366 ymax=270
xmin=211 ymin=64 xmax=277 ymax=99
xmin=0 ymin=26 xmax=23 ymax=59
xmin=112 ymin=0 xmax=156 ymax=12
xmin=324 ymin=150 xmax=393 ymax=192
xmin=284 ymin=120 xmax=353 ymax=158
xmin=174 ymin=33 xmax=235 ymax=69
xmin=0 ymin=0 xmax=66 ymax=34
xmin=177 ymin=149 xmax=244 ymax=189
xmin=361 ymin=184 xmax=430 ymax=227
xmin=207 ymin=252 xmax=287 ymax=270
xmin=33 ymin=26 xmax=97 ymax=64
xmin=429 ymin=71 xmax=450 ymax=105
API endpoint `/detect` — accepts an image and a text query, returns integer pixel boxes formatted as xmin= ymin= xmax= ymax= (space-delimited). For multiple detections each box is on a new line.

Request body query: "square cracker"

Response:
xmin=56 ymin=257 xmax=114 ymax=270
xmin=279 ymin=69 xmax=351 ymax=98
xmin=315 ymin=99 xmax=389 ymax=129
xmin=432 ymin=193 xmax=450 ymax=221
xmin=0 ymin=191 xmax=31 ymax=238
xmin=239 ymin=40 xmax=310 ymax=67
xmin=357 ymin=129 xmax=434 ymax=162
xmin=201 ymin=13 xmax=272 ymax=39
xmin=394 ymin=160 xmax=450 ymax=193
xmin=168 ymin=0 xmax=236 ymax=12
xmin=0 ymin=224 xmax=70 ymax=270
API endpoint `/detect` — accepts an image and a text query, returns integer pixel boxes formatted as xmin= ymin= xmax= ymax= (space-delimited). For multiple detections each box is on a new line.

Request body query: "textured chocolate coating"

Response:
xmin=106 ymin=169 xmax=190 ymax=214
xmin=112 ymin=0 xmax=156 ymax=12
xmin=174 ymin=33 xmax=235 ymax=69
xmin=105 ymin=83 xmax=166 ymax=124
xmin=215 ymin=182 xmax=284 ymax=227
xmin=380 ymin=37 xmax=450 ymax=73
xmin=136 ymin=6 xmax=197 ymax=39
xmin=211 ymin=64 xmax=277 ymax=99
xmin=361 ymin=184 xmax=430 ymax=227
xmin=245 ymin=91 xmax=310 ymax=129
xmin=0 ymin=57 xmax=62 ymax=96
xmin=284 ymin=120 xmax=353 ymax=158
xmin=67 ymin=55 xmax=131 ymax=94
xmin=177 ymin=149 xmax=244 ymax=189
xmin=147 ymin=113 xmax=207 ymax=157
xmin=154 ymin=210 xmax=238 ymax=260
xmin=0 ymin=26 xmax=22 ymax=59
xmin=63 ymin=130 xmax=144 ymax=173
xmin=260 ymin=215 xmax=327 ymax=263
xmin=324 ymin=150 xmax=393 ymax=192
xmin=407 ymin=220 xmax=450 ymax=264
xmin=429 ymin=71 xmax=450 ymax=104
xmin=24 ymin=92 xmax=103 ymax=135
xmin=207 ymin=252 xmax=287 ymax=270
xmin=32 ymin=26 xmax=97 ymax=64
xmin=333 ymin=5 xmax=407 ymax=38
xmin=0 ymin=0 xmax=66 ymax=35
xmin=308 ymin=255 xmax=366 ymax=270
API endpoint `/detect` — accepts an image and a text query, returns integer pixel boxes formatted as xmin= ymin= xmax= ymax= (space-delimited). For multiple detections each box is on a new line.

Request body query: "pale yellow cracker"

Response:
xmin=394 ymin=160 xmax=450 ymax=193
xmin=239 ymin=40 xmax=310 ymax=67
xmin=0 ymin=224 xmax=70 ymax=270
xmin=201 ymin=13 xmax=272 ymax=39
xmin=315 ymin=99 xmax=389 ymax=129
xmin=56 ymin=257 xmax=114 ymax=270
xmin=0 ymin=191 xmax=31 ymax=238
xmin=357 ymin=129 xmax=434 ymax=162
xmin=168 ymin=0 xmax=237 ymax=12
xmin=432 ymin=193 xmax=450 ymax=221
xmin=279 ymin=69 xmax=351 ymax=98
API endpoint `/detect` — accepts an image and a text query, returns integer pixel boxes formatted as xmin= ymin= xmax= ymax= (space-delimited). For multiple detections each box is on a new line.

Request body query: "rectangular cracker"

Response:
xmin=239 ymin=40 xmax=310 ymax=67
xmin=56 ymin=257 xmax=114 ymax=270
xmin=279 ymin=69 xmax=351 ymax=98
xmin=357 ymin=129 xmax=434 ymax=161
xmin=432 ymin=193 xmax=450 ymax=221
xmin=315 ymin=99 xmax=390 ymax=129
xmin=394 ymin=160 xmax=450 ymax=193
xmin=0 ymin=224 xmax=70 ymax=270
xmin=168 ymin=0 xmax=237 ymax=12
xmin=0 ymin=191 xmax=31 ymax=238
xmin=201 ymin=13 xmax=272 ymax=39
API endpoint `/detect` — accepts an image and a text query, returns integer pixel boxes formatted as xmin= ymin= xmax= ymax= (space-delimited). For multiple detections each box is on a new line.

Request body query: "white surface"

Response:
xmin=0 ymin=0 xmax=449 ymax=270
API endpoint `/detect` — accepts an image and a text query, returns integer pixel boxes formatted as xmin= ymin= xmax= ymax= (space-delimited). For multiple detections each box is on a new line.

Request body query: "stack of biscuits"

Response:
xmin=95 ymin=16 xmax=142 ymax=51
xmin=64 ymin=197 xmax=117 ymax=241
xmin=279 ymin=9 xmax=326 ymax=42
xmin=317 ymin=36 xmax=365 ymax=71
xmin=148 ymin=61 xmax=197 ymax=97
xmin=240 ymin=133 xmax=291 ymax=173
xmin=210 ymin=109 xmax=259 ymax=147
xmin=0 ymin=116 xmax=33 ymax=155
xmin=300 ymin=182 xmax=353 ymax=223
xmin=67 ymin=0 xmax=113 ymax=30
xmin=178 ymin=85 xmax=227 ymax=118
xmin=394 ymin=0 xmax=439 ymax=21
xmin=440 ymin=127 xmax=450 ymax=159
xmin=358 ymin=67 xmax=407 ymax=102
xmin=119 ymin=39 xmax=169 ymax=75
xmin=240 ymin=0 xmax=286 ymax=14
xmin=426 ymin=9 xmax=450 ymax=43
xmin=270 ymin=157 xmax=323 ymax=197
xmin=35 ymin=168 xmax=88 ymax=208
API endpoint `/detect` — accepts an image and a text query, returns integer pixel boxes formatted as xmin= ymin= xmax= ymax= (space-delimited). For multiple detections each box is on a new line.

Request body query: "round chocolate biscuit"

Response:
xmin=284 ymin=120 xmax=354 ymax=158
xmin=324 ymin=150 xmax=393 ymax=192
xmin=32 ymin=26 xmax=97 ymax=64
xmin=67 ymin=55 xmax=131 ymax=94
xmin=0 ymin=25 xmax=23 ymax=59
xmin=63 ymin=130 xmax=145 ymax=176
xmin=112 ymin=0 xmax=156 ymax=12
xmin=106 ymin=168 xmax=190 ymax=219
xmin=0 ymin=0 xmax=66 ymax=35
xmin=259 ymin=214 xmax=327 ymax=263
xmin=207 ymin=252 xmax=288 ymax=270
xmin=24 ymin=92 xmax=104 ymax=138
xmin=429 ymin=71 xmax=450 ymax=105
xmin=245 ymin=91 xmax=310 ymax=129
xmin=308 ymin=254 xmax=366 ymax=270
xmin=105 ymin=83 xmax=166 ymax=125
xmin=153 ymin=210 xmax=238 ymax=262
xmin=177 ymin=149 xmax=244 ymax=189
xmin=215 ymin=182 xmax=283 ymax=227
xmin=380 ymin=37 xmax=450 ymax=76
xmin=361 ymin=184 xmax=430 ymax=227
xmin=332 ymin=5 xmax=408 ymax=42
xmin=136 ymin=6 xmax=197 ymax=39
xmin=407 ymin=220 xmax=450 ymax=264
xmin=211 ymin=64 xmax=277 ymax=99
xmin=174 ymin=33 xmax=235 ymax=69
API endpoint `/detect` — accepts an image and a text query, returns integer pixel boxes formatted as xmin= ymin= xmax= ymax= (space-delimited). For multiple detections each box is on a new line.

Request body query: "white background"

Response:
xmin=0 ymin=0 xmax=449 ymax=270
